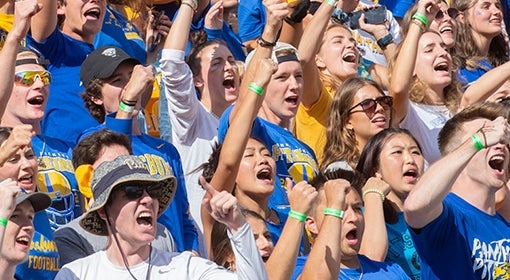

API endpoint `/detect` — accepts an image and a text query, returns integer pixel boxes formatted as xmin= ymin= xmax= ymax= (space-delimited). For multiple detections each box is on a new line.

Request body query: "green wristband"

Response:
xmin=471 ymin=133 xmax=484 ymax=151
xmin=412 ymin=12 xmax=428 ymax=27
xmin=288 ymin=210 xmax=307 ymax=222
xmin=324 ymin=0 xmax=338 ymax=7
xmin=119 ymin=101 xmax=135 ymax=113
xmin=0 ymin=217 xmax=7 ymax=227
xmin=248 ymin=82 xmax=264 ymax=96
xmin=323 ymin=207 xmax=344 ymax=219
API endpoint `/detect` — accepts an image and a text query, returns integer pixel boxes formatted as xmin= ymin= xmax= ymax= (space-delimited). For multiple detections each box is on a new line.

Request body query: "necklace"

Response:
xmin=339 ymin=263 xmax=363 ymax=280
xmin=37 ymin=135 xmax=46 ymax=168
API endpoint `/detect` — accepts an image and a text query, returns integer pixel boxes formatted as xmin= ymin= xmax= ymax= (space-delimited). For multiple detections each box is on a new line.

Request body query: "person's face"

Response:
xmin=0 ymin=142 xmax=37 ymax=193
xmin=414 ymin=32 xmax=452 ymax=91
xmin=429 ymin=2 xmax=458 ymax=49
xmin=314 ymin=188 xmax=364 ymax=261
xmin=317 ymin=26 xmax=358 ymax=82
xmin=346 ymin=85 xmax=391 ymax=148
xmin=463 ymin=118 xmax=509 ymax=190
xmin=0 ymin=201 xmax=35 ymax=265
xmin=105 ymin=185 xmax=160 ymax=246
xmin=197 ymin=43 xmax=239 ymax=106
xmin=236 ymin=138 xmax=276 ymax=199
xmin=263 ymin=60 xmax=303 ymax=123
xmin=377 ymin=133 xmax=425 ymax=201
xmin=92 ymin=144 xmax=130 ymax=169
xmin=246 ymin=215 xmax=274 ymax=262
xmin=466 ymin=0 xmax=502 ymax=39
xmin=98 ymin=62 xmax=138 ymax=115
xmin=8 ymin=59 xmax=49 ymax=124
xmin=62 ymin=0 xmax=106 ymax=40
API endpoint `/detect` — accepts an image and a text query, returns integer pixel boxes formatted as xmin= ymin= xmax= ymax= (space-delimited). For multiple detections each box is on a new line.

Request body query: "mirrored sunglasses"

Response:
xmin=14 ymin=70 xmax=52 ymax=86
xmin=121 ymin=185 xmax=162 ymax=200
xmin=348 ymin=95 xmax=393 ymax=118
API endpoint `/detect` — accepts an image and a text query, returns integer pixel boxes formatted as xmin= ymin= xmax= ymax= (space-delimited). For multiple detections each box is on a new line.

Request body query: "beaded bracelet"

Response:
xmin=248 ymin=82 xmax=264 ymax=96
xmin=119 ymin=100 xmax=135 ymax=113
xmin=411 ymin=18 xmax=426 ymax=32
xmin=288 ymin=210 xmax=307 ymax=222
xmin=323 ymin=207 xmax=344 ymax=219
xmin=0 ymin=217 xmax=7 ymax=227
xmin=362 ymin=189 xmax=385 ymax=202
xmin=471 ymin=133 xmax=484 ymax=151
xmin=181 ymin=1 xmax=197 ymax=13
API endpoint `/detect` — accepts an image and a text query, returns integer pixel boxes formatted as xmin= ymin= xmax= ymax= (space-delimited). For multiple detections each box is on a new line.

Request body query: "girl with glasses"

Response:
xmin=321 ymin=77 xmax=392 ymax=172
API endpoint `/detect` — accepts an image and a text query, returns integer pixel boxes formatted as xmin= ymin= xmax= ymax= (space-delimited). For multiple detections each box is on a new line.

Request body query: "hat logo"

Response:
xmin=124 ymin=157 xmax=147 ymax=170
xmin=101 ymin=48 xmax=118 ymax=58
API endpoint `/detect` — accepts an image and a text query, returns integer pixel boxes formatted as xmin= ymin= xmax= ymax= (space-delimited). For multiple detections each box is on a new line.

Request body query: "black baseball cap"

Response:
xmin=80 ymin=46 xmax=140 ymax=86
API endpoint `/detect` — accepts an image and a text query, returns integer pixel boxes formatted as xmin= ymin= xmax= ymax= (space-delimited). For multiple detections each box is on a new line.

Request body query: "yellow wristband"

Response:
xmin=362 ymin=189 xmax=385 ymax=202
xmin=323 ymin=208 xmax=344 ymax=219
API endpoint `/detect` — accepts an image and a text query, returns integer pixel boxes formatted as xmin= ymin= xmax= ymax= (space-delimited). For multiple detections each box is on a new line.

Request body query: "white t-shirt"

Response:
xmin=55 ymin=223 xmax=268 ymax=280
xmin=400 ymin=102 xmax=452 ymax=164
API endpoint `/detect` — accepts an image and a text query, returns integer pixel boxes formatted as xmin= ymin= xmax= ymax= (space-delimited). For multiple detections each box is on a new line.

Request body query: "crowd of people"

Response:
xmin=1 ymin=0 xmax=510 ymax=279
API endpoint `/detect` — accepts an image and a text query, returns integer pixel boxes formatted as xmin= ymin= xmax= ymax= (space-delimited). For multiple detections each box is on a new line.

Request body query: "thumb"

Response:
xmin=285 ymin=177 xmax=294 ymax=191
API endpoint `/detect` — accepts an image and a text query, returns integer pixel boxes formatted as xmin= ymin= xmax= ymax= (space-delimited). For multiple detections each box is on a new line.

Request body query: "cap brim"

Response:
xmin=16 ymin=192 xmax=52 ymax=213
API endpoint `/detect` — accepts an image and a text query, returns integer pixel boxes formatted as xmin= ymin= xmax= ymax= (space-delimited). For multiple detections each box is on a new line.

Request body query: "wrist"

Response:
xmin=362 ymin=189 xmax=386 ymax=202
xmin=376 ymin=33 xmax=394 ymax=50
xmin=0 ymin=217 xmax=7 ymax=227
xmin=323 ymin=207 xmax=344 ymax=219
xmin=288 ymin=209 xmax=307 ymax=222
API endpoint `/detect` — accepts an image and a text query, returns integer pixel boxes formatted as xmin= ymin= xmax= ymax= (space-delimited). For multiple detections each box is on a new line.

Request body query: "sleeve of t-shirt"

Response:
xmin=54 ymin=227 xmax=94 ymax=267
xmin=237 ymin=0 xmax=265 ymax=43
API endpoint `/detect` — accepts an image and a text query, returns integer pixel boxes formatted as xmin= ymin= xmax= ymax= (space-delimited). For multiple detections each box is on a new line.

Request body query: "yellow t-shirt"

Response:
xmin=0 ymin=13 xmax=14 ymax=50
xmin=293 ymin=85 xmax=333 ymax=165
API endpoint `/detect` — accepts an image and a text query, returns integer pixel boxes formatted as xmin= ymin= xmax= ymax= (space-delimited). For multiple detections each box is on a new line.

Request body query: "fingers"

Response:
xmin=199 ymin=176 xmax=219 ymax=197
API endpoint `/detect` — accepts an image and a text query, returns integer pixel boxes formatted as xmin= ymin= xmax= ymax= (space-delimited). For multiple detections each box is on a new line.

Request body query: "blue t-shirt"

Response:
xmin=80 ymin=116 xmax=199 ymax=252
xmin=32 ymin=135 xmax=81 ymax=230
xmin=409 ymin=193 xmax=510 ymax=280
xmin=95 ymin=5 xmax=147 ymax=64
xmin=292 ymin=254 xmax=410 ymax=279
xmin=26 ymin=28 xmax=100 ymax=144
xmin=378 ymin=0 xmax=416 ymax=19
xmin=205 ymin=23 xmax=247 ymax=61
xmin=458 ymin=59 xmax=493 ymax=90
xmin=237 ymin=0 xmax=265 ymax=43
xmin=386 ymin=212 xmax=420 ymax=280
xmin=218 ymin=105 xmax=318 ymax=210
xmin=15 ymin=211 xmax=59 ymax=280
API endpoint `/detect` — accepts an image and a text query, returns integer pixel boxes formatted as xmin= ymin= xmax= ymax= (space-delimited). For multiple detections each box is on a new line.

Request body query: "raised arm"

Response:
xmin=163 ymin=0 xmax=195 ymax=51
xmin=389 ymin=0 xmax=437 ymax=125
xmin=299 ymin=179 xmax=350 ymax=280
xmin=265 ymin=178 xmax=317 ymax=280
xmin=0 ymin=0 xmax=41 ymax=118
xmin=296 ymin=0 xmax=336 ymax=107
xmin=0 ymin=179 xmax=21 ymax=253
xmin=404 ymin=117 xmax=510 ymax=229
xmin=30 ymin=0 xmax=57 ymax=42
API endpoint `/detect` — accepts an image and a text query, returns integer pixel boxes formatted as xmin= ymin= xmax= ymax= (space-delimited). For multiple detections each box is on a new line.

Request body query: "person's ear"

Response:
xmin=91 ymin=96 xmax=103 ymax=106
xmin=315 ymin=54 xmax=326 ymax=70
xmin=305 ymin=216 xmax=319 ymax=236
xmin=97 ymin=208 xmax=106 ymax=220
xmin=193 ymin=75 xmax=204 ymax=89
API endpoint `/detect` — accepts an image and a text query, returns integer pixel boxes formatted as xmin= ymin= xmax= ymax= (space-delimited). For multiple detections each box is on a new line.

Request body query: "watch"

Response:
xmin=257 ymin=37 xmax=277 ymax=48
xmin=376 ymin=33 xmax=394 ymax=50
xmin=331 ymin=9 xmax=350 ymax=25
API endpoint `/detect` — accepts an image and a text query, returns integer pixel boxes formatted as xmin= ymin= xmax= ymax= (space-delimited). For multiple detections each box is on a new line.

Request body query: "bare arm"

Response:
xmin=30 ymin=0 xmax=57 ymax=42
xmin=404 ymin=117 xmax=510 ymax=229
xmin=163 ymin=0 xmax=195 ymax=51
xmin=265 ymin=179 xmax=317 ymax=279
xmin=0 ymin=0 xmax=41 ymax=118
xmin=299 ymin=179 xmax=350 ymax=280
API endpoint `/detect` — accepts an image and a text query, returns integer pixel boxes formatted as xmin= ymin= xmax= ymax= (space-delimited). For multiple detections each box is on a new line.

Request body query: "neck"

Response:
xmin=1 ymin=117 xmax=41 ymax=134
xmin=199 ymin=89 xmax=228 ymax=120
xmin=236 ymin=192 xmax=270 ymax=218
xmin=451 ymin=173 xmax=497 ymax=215
xmin=472 ymin=32 xmax=493 ymax=57
xmin=386 ymin=192 xmax=405 ymax=211
xmin=424 ymin=87 xmax=446 ymax=105
xmin=340 ymin=254 xmax=361 ymax=269
xmin=258 ymin=106 xmax=290 ymax=129
xmin=106 ymin=236 xmax=151 ymax=267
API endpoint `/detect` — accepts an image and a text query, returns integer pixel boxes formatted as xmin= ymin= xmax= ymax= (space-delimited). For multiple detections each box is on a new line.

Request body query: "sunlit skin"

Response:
xmin=377 ymin=134 xmax=425 ymax=204
xmin=260 ymin=61 xmax=303 ymax=128
xmin=0 ymin=141 xmax=38 ymax=193
xmin=97 ymin=61 xmax=139 ymax=116
xmin=316 ymin=26 xmax=359 ymax=82
xmin=346 ymin=85 xmax=391 ymax=151
xmin=466 ymin=0 xmax=502 ymax=43
xmin=194 ymin=43 xmax=240 ymax=117
xmin=413 ymin=32 xmax=452 ymax=95
xmin=92 ymin=144 xmax=130 ymax=169
xmin=0 ymin=201 xmax=35 ymax=265
xmin=60 ymin=0 xmax=107 ymax=43
xmin=246 ymin=215 xmax=274 ymax=262
xmin=429 ymin=1 xmax=458 ymax=49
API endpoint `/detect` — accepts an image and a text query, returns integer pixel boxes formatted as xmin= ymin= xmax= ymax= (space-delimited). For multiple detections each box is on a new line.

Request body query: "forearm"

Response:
xmin=358 ymin=195 xmax=388 ymax=261
xmin=265 ymin=218 xmax=303 ymax=280
xmin=461 ymin=61 xmax=510 ymax=109
xmin=229 ymin=222 xmax=269 ymax=280
xmin=0 ymin=35 xmax=19 ymax=118
xmin=163 ymin=2 xmax=194 ymax=51
xmin=30 ymin=0 xmax=57 ymax=42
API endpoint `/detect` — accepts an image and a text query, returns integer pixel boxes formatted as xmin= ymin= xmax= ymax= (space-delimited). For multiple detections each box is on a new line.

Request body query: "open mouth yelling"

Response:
xmin=256 ymin=168 xmax=273 ymax=184
xmin=27 ymin=96 xmax=44 ymax=106
xmin=345 ymin=228 xmax=359 ymax=246
xmin=342 ymin=52 xmax=357 ymax=64
xmin=136 ymin=211 xmax=154 ymax=228
xmin=403 ymin=169 xmax=419 ymax=183
xmin=223 ymin=76 xmax=235 ymax=89
xmin=489 ymin=155 xmax=505 ymax=176
xmin=84 ymin=8 xmax=101 ymax=20
xmin=16 ymin=236 xmax=31 ymax=249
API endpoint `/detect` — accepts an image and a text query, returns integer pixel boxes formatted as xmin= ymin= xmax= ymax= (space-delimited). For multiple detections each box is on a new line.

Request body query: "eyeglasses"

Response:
xmin=14 ymin=71 xmax=52 ymax=86
xmin=121 ymin=185 xmax=162 ymax=200
xmin=348 ymin=95 xmax=393 ymax=118
xmin=435 ymin=8 xmax=459 ymax=20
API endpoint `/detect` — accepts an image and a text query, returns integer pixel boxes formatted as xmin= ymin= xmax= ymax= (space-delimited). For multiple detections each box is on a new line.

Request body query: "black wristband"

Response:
xmin=284 ymin=0 xmax=310 ymax=24
xmin=376 ymin=33 xmax=394 ymax=50
xmin=257 ymin=37 xmax=277 ymax=48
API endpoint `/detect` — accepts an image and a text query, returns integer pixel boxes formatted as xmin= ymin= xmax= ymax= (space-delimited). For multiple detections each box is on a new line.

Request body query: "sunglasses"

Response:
xmin=121 ymin=185 xmax=162 ymax=200
xmin=348 ymin=95 xmax=393 ymax=118
xmin=14 ymin=70 xmax=52 ymax=86
xmin=435 ymin=8 xmax=459 ymax=20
